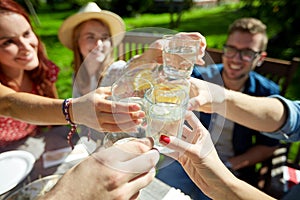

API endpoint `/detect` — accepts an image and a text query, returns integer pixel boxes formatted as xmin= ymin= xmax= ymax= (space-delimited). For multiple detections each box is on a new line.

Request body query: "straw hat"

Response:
xmin=58 ymin=2 xmax=125 ymax=50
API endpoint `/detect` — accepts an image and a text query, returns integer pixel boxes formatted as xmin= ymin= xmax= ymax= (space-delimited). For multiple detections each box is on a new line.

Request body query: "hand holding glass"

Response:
xmin=103 ymin=76 xmax=152 ymax=148
xmin=163 ymin=34 xmax=200 ymax=79
xmin=144 ymin=83 xmax=188 ymax=153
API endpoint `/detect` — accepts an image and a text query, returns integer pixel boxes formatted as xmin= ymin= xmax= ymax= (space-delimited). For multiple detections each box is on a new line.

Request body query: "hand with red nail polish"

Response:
xmin=158 ymin=111 xmax=275 ymax=200
xmin=159 ymin=135 xmax=170 ymax=145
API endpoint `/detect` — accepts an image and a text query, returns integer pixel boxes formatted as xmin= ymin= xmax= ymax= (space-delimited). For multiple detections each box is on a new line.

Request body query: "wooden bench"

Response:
xmin=116 ymin=32 xmax=163 ymax=61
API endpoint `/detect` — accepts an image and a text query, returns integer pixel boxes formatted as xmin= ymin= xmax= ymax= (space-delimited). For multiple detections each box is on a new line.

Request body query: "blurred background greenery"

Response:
xmin=19 ymin=0 xmax=299 ymax=100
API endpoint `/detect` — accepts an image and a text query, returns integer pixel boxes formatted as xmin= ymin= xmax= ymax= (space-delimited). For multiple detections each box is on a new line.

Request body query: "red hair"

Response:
xmin=0 ymin=0 xmax=58 ymax=98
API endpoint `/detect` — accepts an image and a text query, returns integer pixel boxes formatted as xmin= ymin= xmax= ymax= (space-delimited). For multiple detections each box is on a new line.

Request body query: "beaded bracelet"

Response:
xmin=62 ymin=98 xmax=77 ymax=149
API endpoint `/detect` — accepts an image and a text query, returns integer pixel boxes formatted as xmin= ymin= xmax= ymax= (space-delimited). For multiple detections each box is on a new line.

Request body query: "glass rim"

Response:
xmin=162 ymin=34 xmax=201 ymax=43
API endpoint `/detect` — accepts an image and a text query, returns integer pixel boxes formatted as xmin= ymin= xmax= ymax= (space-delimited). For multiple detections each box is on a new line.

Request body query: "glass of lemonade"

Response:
xmin=103 ymin=75 xmax=153 ymax=148
xmin=163 ymin=34 xmax=200 ymax=79
xmin=144 ymin=81 xmax=189 ymax=153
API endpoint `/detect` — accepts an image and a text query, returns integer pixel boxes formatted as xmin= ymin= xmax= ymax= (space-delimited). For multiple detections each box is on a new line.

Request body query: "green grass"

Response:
xmin=288 ymin=142 xmax=300 ymax=164
xmin=124 ymin=4 xmax=243 ymax=48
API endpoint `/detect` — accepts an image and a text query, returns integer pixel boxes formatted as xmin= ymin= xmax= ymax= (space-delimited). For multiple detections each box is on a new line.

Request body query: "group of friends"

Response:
xmin=0 ymin=0 xmax=299 ymax=199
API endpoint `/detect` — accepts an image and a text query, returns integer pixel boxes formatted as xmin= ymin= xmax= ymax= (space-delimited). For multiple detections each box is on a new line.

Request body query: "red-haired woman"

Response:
xmin=0 ymin=0 xmax=59 ymax=147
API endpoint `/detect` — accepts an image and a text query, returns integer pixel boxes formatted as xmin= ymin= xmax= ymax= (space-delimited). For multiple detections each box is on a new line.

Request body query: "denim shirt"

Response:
xmin=262 ymin=95 xmax=300 ymax=142
xmin=155 ymin=64 xmax=283 ymax=197
xmin=192 ymin=64 xmax=281 ymax=181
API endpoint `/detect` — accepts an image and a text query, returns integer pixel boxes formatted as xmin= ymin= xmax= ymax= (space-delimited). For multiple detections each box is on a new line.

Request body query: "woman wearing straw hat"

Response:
xmin=59 ymin=2 xmax=126 ymax=97
xmin=58 ymin=2 xmax=127 ymax=147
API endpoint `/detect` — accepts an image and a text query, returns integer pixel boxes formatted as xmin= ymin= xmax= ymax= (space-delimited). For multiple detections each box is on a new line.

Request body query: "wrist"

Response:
xmin=224 ymin=89 xmax=234 ymax=104
xmin=62 ymin=98 xmax=77 ymax=149
xmin=62 ymin=99 xmax=76 ymax=125
xmin=68 ymin=99 xmax=75 ymax=124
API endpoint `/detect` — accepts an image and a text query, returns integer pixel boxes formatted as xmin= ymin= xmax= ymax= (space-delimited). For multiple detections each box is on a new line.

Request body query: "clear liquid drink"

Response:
xmin=162 ymin=34 xmax=200 ymax=79
xmin=163 ymin=47 xmax=197 ymax=79
xmin=144 ymin=83 xmax=188 ymax=153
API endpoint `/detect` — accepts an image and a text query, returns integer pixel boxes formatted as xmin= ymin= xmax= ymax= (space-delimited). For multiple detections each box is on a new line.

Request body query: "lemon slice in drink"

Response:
xmin=154 ymin=84 xmax=181 ymax=104
xmin=133 ymin=69 xmax=153 ymax=91
xmin=133 ymin=79 xmax=152 ymax=91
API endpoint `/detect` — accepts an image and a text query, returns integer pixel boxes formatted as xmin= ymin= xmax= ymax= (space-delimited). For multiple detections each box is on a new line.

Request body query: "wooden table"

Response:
xmin=0 ymin=126 xmax=190 ymax=200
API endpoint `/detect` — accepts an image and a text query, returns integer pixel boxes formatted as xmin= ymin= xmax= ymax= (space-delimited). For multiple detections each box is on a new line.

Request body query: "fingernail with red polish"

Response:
xmin=159 ymin=135 xmax=170 ymax=145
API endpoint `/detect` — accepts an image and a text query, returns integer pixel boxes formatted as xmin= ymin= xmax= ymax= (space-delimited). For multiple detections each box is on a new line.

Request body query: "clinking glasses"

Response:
xmin=223 ymin=45 xmax=261 ymax=62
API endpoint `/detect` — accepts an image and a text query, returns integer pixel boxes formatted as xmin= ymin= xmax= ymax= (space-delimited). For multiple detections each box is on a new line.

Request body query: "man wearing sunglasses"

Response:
xmin=156 ymin=18 xmax=280 ymax=200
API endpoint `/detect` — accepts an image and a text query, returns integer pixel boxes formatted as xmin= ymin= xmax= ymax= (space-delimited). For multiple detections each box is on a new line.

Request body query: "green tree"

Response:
xmin=110 ymin=0 xmax=153 ymax=17
xmin=240 ymin=0 xmax=300 ymax=60
xmin=168 ymin=0 xmax=193 ymax=28
xmin=148 ymin=0 xmax=193 ymax=28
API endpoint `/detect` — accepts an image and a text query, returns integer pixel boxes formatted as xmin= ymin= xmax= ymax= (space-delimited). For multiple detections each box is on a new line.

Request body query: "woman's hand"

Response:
xmin=72 ymin=86 xmax=145 ymax=132
xmin=158 ymin=111 xmax=276 ymax=200
xmin=176 ymin=32 xmax=207 ymax=65
xmin=128 ymin=32 xmax=207 ymax=70
xmin=0 ymin=84 xmax=143 ymax=133
xmin=159 ymin=111 xmax=236 ymax=199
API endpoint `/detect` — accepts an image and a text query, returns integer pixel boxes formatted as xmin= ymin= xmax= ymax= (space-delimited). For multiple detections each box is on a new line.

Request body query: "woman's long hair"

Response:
xmin=72 ymin=19 xmax=114 ymax=95
xmin=0 ymin=0 xmax=58 ymax=98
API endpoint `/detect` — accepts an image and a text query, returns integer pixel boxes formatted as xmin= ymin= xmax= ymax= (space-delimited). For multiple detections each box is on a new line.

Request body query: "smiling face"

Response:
xmin=0 ymin=12 xmax=39 ymax=75
xmin=77 ymin=19 xmax=112 ymax=62
xmin=222 ymin=31 xmax=265 ymax=83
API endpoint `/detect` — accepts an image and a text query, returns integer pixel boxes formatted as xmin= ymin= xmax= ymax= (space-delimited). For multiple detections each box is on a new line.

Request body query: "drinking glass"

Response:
xmin=144 ymin=81 xmax=189 ymax=153
xmin=103 ymin=75 xmax=153 ymax=148
xmin=162 ymin=34 xmax=200 ymax=79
